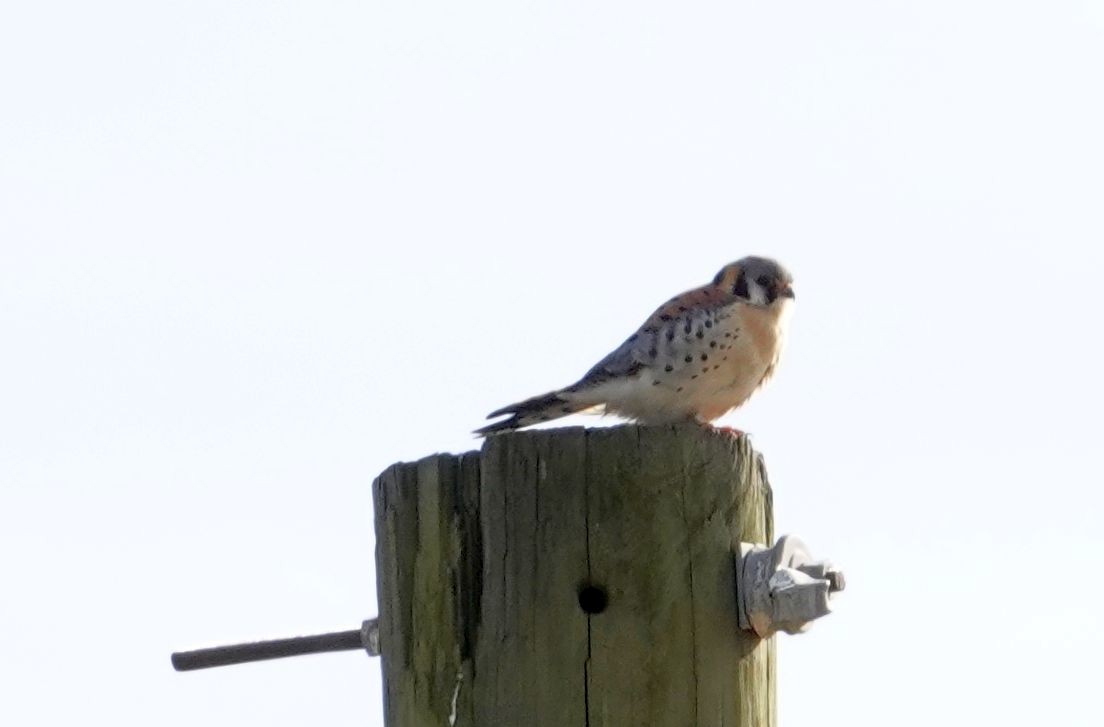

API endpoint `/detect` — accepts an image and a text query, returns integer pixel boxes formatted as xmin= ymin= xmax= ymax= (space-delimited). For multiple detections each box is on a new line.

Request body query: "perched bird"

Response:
xmin=477 ymin=256 xmax=795 ymax=435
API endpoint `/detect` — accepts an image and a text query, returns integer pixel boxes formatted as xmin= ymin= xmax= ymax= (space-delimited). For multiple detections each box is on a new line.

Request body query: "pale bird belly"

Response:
xmin=596 ymin=305 xmax=784 ymax=424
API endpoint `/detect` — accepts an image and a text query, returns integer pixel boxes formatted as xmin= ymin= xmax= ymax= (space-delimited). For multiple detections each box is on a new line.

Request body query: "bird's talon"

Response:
xmin=712 ymin=425 xmax=745 ymax=438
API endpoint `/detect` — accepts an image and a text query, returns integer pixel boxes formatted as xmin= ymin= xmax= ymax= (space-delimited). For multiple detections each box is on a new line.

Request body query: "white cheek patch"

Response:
xmin=748 ymin=283 xmax=769 ymax=306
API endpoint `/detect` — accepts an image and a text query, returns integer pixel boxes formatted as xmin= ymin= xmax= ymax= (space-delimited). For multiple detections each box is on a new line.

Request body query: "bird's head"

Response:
xmin=712 ymin=256 xmax=795 ymax=307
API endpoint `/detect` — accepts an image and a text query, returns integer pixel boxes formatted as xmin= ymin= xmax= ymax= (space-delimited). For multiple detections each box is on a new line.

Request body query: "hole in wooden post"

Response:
xmin=577 ymin=584 xmax=608 ymax=615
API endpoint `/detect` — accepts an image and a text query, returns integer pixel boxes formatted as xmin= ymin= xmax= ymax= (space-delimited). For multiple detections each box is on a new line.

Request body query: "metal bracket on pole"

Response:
xmin=171 ymin=618 xmax=380 ymax=672
xmin=736 ymin=535 xmax=845 ymax=638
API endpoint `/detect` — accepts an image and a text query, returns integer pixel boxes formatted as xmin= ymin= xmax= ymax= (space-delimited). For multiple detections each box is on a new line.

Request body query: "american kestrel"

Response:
xmin=477 ymin=256 xmax=795 ymax=435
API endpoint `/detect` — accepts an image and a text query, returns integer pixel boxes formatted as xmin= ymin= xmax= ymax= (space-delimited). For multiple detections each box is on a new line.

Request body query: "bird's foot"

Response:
xmin=687 ymin=415 xmax=745 ymax=438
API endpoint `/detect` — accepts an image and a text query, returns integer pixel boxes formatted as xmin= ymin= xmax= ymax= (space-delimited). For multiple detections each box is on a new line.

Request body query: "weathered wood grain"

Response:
xmin=372 ymin=425 xmax=775 ymax=727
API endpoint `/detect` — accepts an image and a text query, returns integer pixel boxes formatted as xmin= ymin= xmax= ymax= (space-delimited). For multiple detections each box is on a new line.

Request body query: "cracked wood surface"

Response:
xmin=373 ymin=425 xmax=775 ymax=727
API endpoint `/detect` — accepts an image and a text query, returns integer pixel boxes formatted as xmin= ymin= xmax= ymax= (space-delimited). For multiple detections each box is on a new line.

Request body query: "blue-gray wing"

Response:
xmin=573 ymin=302 xmax=727 ymax=389
xmin=575 ymin=329 xmax=658 ymax=387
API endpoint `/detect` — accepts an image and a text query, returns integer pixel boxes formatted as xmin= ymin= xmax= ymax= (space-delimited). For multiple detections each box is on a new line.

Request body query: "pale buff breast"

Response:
xmin=692 ymin=300 xmax=791 ymax=420
xmin=583 ymin=299 xmax=792 ymax=424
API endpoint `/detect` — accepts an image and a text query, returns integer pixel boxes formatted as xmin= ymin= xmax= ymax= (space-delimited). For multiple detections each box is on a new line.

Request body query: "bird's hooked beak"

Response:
xmin=777 ymin=283 xmax=796 ymax=300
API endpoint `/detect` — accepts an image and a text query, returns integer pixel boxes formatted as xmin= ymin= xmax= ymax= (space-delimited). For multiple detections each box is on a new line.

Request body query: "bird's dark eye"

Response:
xmin=756 ymin=275 xmax=772 ymax=287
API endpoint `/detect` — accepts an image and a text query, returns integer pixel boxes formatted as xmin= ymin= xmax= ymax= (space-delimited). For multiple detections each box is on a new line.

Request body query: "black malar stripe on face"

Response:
xmin=732 ymin=271 xmax=749 ymax=299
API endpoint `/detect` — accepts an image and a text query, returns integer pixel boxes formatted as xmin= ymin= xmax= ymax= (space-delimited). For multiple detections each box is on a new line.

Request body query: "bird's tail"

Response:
xmin=475 ymin=389 xmax=593 ymax=436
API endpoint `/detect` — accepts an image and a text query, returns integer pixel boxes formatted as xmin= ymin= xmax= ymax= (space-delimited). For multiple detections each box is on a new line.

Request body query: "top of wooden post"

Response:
xmin=373 ymin=424 xmax=776 ymax=727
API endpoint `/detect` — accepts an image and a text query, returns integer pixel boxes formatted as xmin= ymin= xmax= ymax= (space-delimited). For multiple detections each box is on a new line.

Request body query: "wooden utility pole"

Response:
xmin=373 ymin=424 xmax=775 ymax=727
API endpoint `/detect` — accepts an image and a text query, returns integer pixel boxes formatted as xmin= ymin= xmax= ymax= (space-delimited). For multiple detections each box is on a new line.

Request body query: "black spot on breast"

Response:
xmin=684 ymin=320 xmax=692 ymax=334
xmin=684 ymin=355 xmax=692 ymax=363
xmin=701 ymin=367 xmax=709 ymax=374
xmin=666 ymin=329 xmax=675 ymax=342
xmin=652 ymin=380 xmax=661 ymax=386
xmin=709 ymin=341 xmax=717 ymax=348
xmin=691 ymin=374 xmax=698 ymax=380
xmin=664 ymin=365 xmax=673 ymax=372
xmin=677 ymin=386 xmax=684 ymax=392
xmin=659 ymin=314 xmax=672 ymax=322
xmin=723 ymin=332 xmax=731 ymax=338
xmin=704 ymin=320 xmax=712 ymax=328
xmin=678 ymin=306 xmax=687 ymax=312
xmin=701 ymin=353 xmax=708 ymax=361
xmin=713 ymin=365 xmax=720 ymax=370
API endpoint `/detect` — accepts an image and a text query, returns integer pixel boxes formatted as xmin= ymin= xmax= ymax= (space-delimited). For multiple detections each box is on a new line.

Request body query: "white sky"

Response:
xmin=2 ymin=1 xmax=1103 ymax=725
